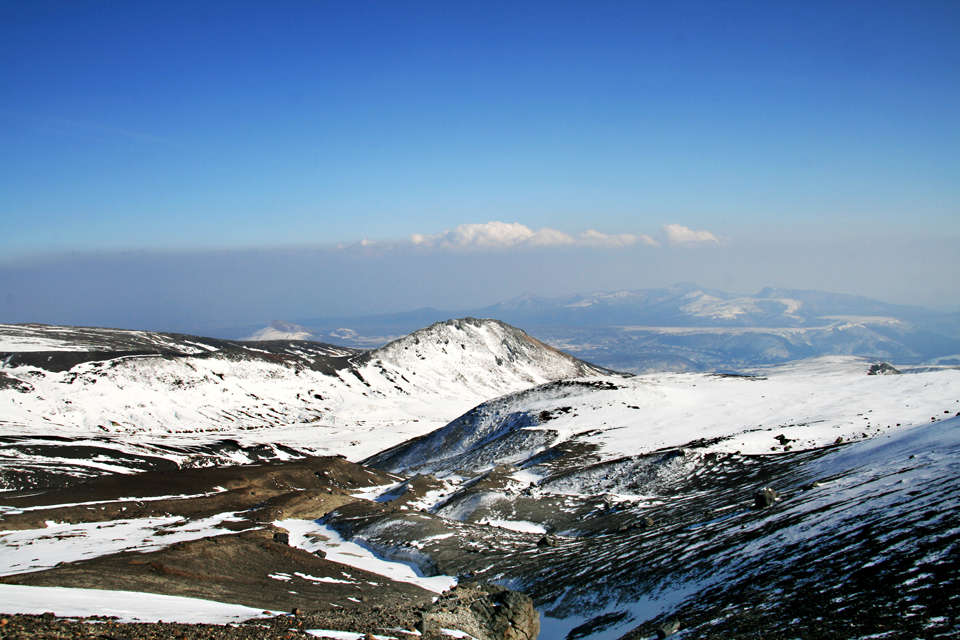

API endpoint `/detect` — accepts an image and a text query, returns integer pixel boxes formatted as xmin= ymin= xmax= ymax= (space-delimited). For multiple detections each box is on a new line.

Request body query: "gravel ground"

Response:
xmin=0 ymin=611 xmax=423 ymax=640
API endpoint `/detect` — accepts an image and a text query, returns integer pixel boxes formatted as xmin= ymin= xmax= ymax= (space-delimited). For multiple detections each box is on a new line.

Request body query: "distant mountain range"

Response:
xmin=227 ymin=284 xmax=960 ymax=372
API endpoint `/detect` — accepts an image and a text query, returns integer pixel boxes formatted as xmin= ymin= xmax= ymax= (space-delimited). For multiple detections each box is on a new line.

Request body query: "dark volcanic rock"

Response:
xmin=422 ymin=583 xmax=539 ymax=640
xmin=537 ymin=535 xmax=557 ymax=548
xmin=0 ymin=371 xmax=33 ymax=392
xmin=754 ymin=486 xmax=779 ymax=508
xmin=656 ymin=618 xmax=680 ymax=638
xmin=867 ymin=362 xmax=901 ymax=375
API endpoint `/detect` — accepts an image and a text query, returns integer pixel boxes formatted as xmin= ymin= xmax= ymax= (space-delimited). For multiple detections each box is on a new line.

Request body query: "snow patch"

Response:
xmin=274 ymin=519 xmax=456 ymax=593
xmin=0 ymin=584 xmax=276 ymax=623
xmin=477 ymin=519 xmax=547 ymax=534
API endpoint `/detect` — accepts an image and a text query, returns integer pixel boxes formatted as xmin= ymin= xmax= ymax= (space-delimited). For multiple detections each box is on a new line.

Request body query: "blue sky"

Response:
xmin=1 ymin=1 xmax=958 ymax=325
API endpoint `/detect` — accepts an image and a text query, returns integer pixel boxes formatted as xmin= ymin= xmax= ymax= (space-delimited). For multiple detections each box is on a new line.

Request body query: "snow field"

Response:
xmin=0 ymin=584 xmax=276 ymax=623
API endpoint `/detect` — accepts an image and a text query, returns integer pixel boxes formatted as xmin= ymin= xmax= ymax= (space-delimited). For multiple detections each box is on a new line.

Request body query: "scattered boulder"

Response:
xmin=565 ymin=610 xmax=628 ymax=638
xmin=754 ymin=487 xmax=779 ymax=509
xmin=537 ymin=535 xmax=557 ymax=548
xmin=272 ymin=531 xmax=290 ymax=545
xmin=657 ymin=618 xmax=681 ymax=638
xmin=0 ymin=372 xmax=34 ymax=393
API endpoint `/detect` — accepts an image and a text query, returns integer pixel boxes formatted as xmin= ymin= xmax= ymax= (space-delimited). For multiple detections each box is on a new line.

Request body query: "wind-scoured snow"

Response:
xmin=0 ymin=324 xmax=217 ymax=355
xmin=0 ymin=512 xmax=246 ymax=576
xmin=534 ymin=416 xmax=960 ymax=639
xmin=0 ymin=488 xmax=226 ymax=515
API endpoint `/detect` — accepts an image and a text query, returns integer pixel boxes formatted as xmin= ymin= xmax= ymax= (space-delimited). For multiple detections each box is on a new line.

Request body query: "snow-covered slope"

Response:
xmin=369 ymin=356 xmax=960 ymax=474
xmin=0 ymin=319 xmax=607 ymax=489
xmin=356 ymin=318 xmax=607 ymax=395
xmin=348 ymin=360 xmax=960 ymax=639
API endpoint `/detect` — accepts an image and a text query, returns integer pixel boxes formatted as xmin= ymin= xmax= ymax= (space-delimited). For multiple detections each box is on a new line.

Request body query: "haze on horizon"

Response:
xmin=2 ymin=2 xmax=958 ymax=330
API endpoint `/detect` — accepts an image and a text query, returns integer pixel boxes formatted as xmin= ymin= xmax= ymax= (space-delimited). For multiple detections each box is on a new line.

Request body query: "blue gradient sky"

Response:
xmin=1 ymin=1 xmax=958 ymax=324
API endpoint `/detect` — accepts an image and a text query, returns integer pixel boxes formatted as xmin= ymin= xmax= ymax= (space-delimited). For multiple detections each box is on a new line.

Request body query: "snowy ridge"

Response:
xmin=0 ymin=319 xmax=607 ymax=488
xmin=0 ymin=323 xmax=223 ymax=354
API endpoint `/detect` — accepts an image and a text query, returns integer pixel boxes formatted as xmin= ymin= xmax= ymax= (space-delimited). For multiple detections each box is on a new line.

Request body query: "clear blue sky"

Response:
xmin=1 ymin=1 xmax=958 ymax=324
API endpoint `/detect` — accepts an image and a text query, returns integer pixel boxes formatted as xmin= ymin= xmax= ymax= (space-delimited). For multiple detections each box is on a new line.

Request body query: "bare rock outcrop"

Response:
xmin=421 ymin=582 xmax=539 ymax=640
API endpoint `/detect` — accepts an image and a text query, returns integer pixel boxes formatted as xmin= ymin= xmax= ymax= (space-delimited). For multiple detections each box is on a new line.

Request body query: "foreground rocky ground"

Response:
xmin=2 ymin=612 xmax=380 ymax=640
xmin=0 ymin=581 xmax=537 ymax=640
xmin=0 ymin=456 xmax=539 ymax=640
xmin=3 ymin=413 xmax=959 ymax=639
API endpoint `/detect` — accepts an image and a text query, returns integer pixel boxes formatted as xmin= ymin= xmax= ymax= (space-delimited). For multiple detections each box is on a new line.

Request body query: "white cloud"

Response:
xmin=527 ymin=226 xmax=576 ymax=247
xmin=579 ymin=229 xmax=658 ymax=248
xmin=410 ymin=221 xmax=649 ymax=251
xmin=663 ymin=224 xmax=720 ymax=247
xmin=411 ymin=221 xmax=545 ymax=249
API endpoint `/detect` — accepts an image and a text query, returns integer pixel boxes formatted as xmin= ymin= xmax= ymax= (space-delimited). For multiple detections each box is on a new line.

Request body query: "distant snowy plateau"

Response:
xmin=232 ymin=285 xmax=960 ymax=374
xmin=1 ymin=319 xmax=958 ymax=639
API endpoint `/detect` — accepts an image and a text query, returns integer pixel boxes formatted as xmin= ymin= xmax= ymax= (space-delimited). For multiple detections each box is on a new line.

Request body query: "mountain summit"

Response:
xmin=361 ymin=318 xmax=608 ymax=382
xmin=243 ymin=320 xmax=314 ymax=341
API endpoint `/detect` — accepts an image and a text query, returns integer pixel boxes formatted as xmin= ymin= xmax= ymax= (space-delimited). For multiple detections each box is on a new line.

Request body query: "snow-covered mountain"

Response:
xmin=243 ymin=320 xmax=314 ymax=341
xmin=0 ymin=319 xmax=607 ymax=490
